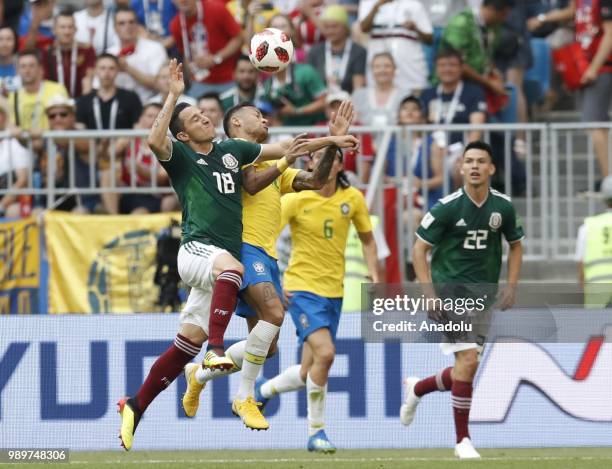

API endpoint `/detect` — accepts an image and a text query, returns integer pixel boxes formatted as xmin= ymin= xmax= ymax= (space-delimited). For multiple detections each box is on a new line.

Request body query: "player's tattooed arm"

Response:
xmin=148 ymin=59 xmax=184 ymax=161
xmin=291 ymin=144 xmax=337 ymax=192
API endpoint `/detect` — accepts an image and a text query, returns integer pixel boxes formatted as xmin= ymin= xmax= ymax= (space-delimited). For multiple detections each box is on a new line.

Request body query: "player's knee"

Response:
xmin=456 ymin=352 xmax=479 ymax=378
xmin=262 ymin=304 xmax=284 ymax=327
xmin=315 ymin=344 xmax=335 ymax=367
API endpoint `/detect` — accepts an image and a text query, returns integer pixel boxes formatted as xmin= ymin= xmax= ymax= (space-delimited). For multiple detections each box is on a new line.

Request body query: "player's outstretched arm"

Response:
xmin=291 ymin=144 xmax=337 ymax=191
xmin=147 ymin=59 xmax=184 ymax=161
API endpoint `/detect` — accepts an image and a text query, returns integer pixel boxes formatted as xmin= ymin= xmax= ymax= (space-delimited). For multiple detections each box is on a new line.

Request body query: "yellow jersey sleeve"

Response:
xmin=351 ymin=189 xmax=372 ymax=233
xmin=280 ymin=168 xmax=300 ymax=195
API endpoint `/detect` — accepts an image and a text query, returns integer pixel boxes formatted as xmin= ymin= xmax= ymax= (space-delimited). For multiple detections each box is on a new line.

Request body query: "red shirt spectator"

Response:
xmin=576 ymin=0 xmax=612 ymax=73
xmin=289 ymin=0 xmax=324 ymax=56
xmin=169 ymin=0 xmax=242 ymax=85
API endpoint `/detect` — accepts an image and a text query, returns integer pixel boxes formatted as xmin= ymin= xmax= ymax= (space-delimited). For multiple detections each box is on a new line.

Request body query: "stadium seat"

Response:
xmin=524 ymin=38 xmax=551 ymax=105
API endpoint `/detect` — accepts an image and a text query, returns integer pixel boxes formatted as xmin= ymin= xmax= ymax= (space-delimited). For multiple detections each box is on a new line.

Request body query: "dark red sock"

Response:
xmin=451 ymin=380 xmax=473 ymax=443
xmin=207 ymin=270 xmax=242 ymax=352
xmin=135 ymin=334 xmax=200 ymax=412
xmin=414 ymin=367 xmax=453 ymax=397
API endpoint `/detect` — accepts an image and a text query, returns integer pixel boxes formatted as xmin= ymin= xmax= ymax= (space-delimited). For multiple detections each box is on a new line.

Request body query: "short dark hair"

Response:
xmin=237 ymin=54 xmax=252 ymax=66
xmin=483 ymin=0 xmax=515 ymax=10
xmin=463 ymin=141 xmax=494 ymax=160
xmin=223 ymin=102 xmax=256 ymax=138
xmin=436 ymin=47 xmax=463 ymax=63
xmin=114 ymin=6 xmax=138 ymax=21
xmin=169 ymin=102 xmax=192 ymax=140
xmin=400 ymin=95 xmax=421 ymax=110
xmin=55 ymin=7 xmax=76 ymax=20
xmin=18 ymin=49 xmax=41 ymax=63
xmin=96 ymin=52 xmax=119 ymax=65
xmin=198 ymin=92 xmax=223 ymax=109
xmin=141 ymin=102 xmax=163 ymax=117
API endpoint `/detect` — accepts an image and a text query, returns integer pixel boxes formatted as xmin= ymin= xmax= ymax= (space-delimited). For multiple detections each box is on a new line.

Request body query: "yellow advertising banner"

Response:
xmin=0 ymin=217 xmax=40 ymax=314
xmin=45 ymin=211 xmax=180 ymax=314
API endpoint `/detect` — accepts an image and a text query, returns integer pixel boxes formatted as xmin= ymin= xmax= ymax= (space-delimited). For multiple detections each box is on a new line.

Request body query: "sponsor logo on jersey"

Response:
xmin=222 ymin=153 xmax=239 ymax=172
xmin=341 ymin=203 xmax=350 ymax=216
xmin=456 ymin=218 xmax=467 ymax=227
xmin=421 ymin=212 xmax=435 ymax=229
xmin=196 ymin=158 xmax=208 ymax=165
xmin=489 ymin=212 xmax=502 ymax=231
xmin=299 ymin=313 xmax=310 ymax=329
xmin=253 ymin=261 xmax=266 ymax=274
xmin=213 ymin=308 xmax=230 ymax=316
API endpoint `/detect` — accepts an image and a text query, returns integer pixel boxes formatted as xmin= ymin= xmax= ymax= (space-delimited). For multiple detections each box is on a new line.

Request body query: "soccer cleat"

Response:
xmin=117 ymin=397 xmax=141 ymax=451
xmin=203 ymin=350 xmax=235 ymax=371
xmin=231 ymin=396 xmax=269 ymax=430
xmin=399 ymin=377 xmax=421 ymax=426
xmin=182 ymin=363 xmax=205 ymax=417
xmin=454 ymin=437 xmax=481 ymax=459
xmin=254 ymin=376 xmax=270 ymax=413
xmin=307 ymin=429 xmax=336 ymax=454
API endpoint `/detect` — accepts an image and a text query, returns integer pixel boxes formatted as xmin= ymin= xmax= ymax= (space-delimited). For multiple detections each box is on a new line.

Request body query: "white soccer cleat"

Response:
xmin=454 ymin=437 xmax=481 ymax=459
xmin=399 ymin=377 xmax=421 ymax=426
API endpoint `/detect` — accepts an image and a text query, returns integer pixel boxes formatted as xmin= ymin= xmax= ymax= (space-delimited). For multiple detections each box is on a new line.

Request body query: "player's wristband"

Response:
xmin=276 ymin=157 xmax=289 ymax=173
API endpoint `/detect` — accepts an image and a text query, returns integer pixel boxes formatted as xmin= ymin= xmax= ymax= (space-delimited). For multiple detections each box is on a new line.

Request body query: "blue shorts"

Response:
xmin=236 ymin=243 xmax=283 ymax=318
xmin=288 ymin=291 xmax=343 ymax=345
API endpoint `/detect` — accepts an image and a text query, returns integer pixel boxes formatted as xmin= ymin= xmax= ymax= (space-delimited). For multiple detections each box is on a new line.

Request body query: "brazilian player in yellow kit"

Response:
xmin=255 ymin=145 xmax=380 ymax=452
xmin=181 ymin=101 xmax=360 ymax=431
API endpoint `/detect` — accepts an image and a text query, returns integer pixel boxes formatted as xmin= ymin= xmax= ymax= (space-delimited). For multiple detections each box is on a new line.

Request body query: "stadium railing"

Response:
xmin=1 ymin=123 xmax=610 ymax=267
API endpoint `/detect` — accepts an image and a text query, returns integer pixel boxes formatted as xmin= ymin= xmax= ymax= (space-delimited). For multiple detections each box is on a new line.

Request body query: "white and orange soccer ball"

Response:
xmin=249 ymin=28 xmax=294 ymax=73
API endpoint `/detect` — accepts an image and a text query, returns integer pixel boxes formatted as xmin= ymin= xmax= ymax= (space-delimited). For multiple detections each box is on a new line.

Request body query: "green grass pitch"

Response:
xmin=3 ymin=448 xmax=612 ymax=469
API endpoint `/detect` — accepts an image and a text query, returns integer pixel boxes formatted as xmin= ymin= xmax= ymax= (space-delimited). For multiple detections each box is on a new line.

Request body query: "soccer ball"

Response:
xmin=249 ymin=28 xmax=294 ymax=73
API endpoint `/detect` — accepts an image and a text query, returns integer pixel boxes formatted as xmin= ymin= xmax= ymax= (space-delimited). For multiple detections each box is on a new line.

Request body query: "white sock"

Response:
xmin=307 ymin=373 xmax=327 ymax=436
xmin=236 ymin=320 xmax=279 ymax=400
xmin=195 ymin=341 xmax=245 ymax=384
xmin=260 ymin=364 xmax=305 ymax=398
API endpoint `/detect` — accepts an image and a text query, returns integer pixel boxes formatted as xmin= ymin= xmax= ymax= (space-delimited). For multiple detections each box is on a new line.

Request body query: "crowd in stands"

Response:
xmin=0 ymin=0 xmax=611 ymax=218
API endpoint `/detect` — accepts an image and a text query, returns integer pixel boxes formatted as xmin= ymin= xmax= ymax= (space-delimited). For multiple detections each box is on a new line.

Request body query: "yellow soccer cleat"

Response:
xmin=202 ymin=350 xmax=235 ymax=371
xmin=182 ymin=363 xmax=205 ymax=418
xmin=232 ymin=396 xmax=270 ymax=431
xmin=117 ymin=397 xmax=141 ymax=451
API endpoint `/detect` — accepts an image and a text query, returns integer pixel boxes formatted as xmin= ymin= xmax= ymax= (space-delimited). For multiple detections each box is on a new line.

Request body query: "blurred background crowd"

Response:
xmin=0 ymin=0 xmax=610 ymax=218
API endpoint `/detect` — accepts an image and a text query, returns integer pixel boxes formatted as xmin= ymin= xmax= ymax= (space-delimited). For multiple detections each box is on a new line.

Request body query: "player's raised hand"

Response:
xmin=329 ymin=100 xmax=355 ymax=136
xmin=168 ymin=59 xmax=185 ymax=97
xmin=332 ymin=134 xmax=360 ymax=151
xmin=284 ymin=133 xmax=310 ymax=164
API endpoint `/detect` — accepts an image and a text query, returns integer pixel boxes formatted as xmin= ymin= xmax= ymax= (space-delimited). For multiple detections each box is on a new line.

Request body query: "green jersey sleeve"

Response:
xmin=502 ymin=203 xmax=525 ymax=243
xmin=158 ymin=140 xmax=189 ymax=180
xmin=416 ymin=202 xmax=449 ymax=245
xmin=221 ymin=138 xmax=263 ymax=165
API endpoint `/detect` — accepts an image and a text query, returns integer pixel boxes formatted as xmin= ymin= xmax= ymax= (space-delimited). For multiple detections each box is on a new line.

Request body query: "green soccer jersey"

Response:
xmin=416 ymin=187 xmax=524 ymax=284
xmin=159 ymin=138 xmax=262 ymax=258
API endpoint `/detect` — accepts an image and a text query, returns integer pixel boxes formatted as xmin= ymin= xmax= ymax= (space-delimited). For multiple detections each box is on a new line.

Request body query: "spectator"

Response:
xmin=74 ymin=0 xmax=120 ymax=54
xmin=260 ymin=59 xmax=327 ymax=126
xmin=352 ymin=52 xmax=410 ymax=127
xmin=359 ymin=0 xmax=433 ymax=93
xmin=268 ymin=13 xmax=307 ymax=63
xmin=0 ymin=98 xmax=31 ymax=218
xmin=289 ymin=0 xmax=324 ymax=57
xmin=148 ymin=62 xmax=197 ymax=106
xmin=576 ymin=175 xmax=612 ymax=306
xmin=226 ymin=0 xmax=280 ymax=42
xmin=440 ymin=0 xmax=513 ymax=102
xmin=8 ymin=50 xmax=68 ymax=132
xmin=307 ymin=4 xmax=367 ymax=94
xmin=420 ymin=48 xmax=487 ymax=147
xmin=0 ymin=1 xmax=24 ymax=35
xmin=41 ymin=10 xmax=96 ymax=98
xmin=108 ymin=7 xmax=168 ymax=103
xmin=219 ymin=55 xmax=261 ymax=111
xmin=76 ymin=53 xmax=142 ymax=214
xmin=324 ymin=90 xmax=375 ymax=183
xmin=198 ymin=92 xmax=224 ymax=128
xmin=19 ymin=0 xmax=56 ymax=52
xmin=130 ymin=0 xmax=177 ymax=49
xmin=115 ymin=102 xmax=177 ymax=213
xmin=0 ymin=26 xmax=20 ymax=94
xmin=170 ymin=0 xmax=243 ymax=97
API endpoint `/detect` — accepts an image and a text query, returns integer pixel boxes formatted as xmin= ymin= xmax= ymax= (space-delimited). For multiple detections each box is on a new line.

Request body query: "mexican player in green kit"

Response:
xmin=401 ymin=141 xmax=524 ymax=459
xmin=116 ymin=59 xmax=315 ymax=451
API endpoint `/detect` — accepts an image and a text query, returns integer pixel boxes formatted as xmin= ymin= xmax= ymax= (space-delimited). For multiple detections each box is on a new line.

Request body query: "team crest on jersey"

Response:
xmin=253 ymin=261 xmax=266 ymax=275
xmin=340 ymin=203 xmax=350 ymax=216
xmin=222 ymin=153 xmax=239 ymax=172
xmin=489 ymin=212 xmax=502 ymax=231
xmin=299 ymin=313 xmax=310 ymax=329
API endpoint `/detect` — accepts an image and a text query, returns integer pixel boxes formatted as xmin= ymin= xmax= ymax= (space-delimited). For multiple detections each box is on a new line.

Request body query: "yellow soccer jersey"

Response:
xmin=282 ymin=186 xmax=372 ymax=298
xmin=242 ymin=161 xmax=300 ymax=258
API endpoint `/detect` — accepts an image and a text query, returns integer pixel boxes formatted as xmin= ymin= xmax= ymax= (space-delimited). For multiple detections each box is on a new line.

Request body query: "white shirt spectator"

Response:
xmin=74 ymin=7 xmax=119 ymax=54
xmin=0 ymin=138 xmax=31 ymax=179
xmin=108 ymin=37 xmax=168 ymax=104
xmin=358 ymin=0 xmax=433 ymax=91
